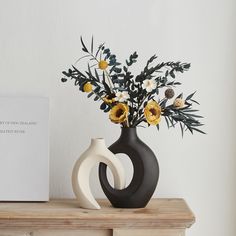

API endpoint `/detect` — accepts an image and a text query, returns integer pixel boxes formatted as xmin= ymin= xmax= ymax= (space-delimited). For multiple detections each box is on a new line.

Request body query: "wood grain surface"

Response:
xmin=0 ymin=199 xmax=195 ymax=230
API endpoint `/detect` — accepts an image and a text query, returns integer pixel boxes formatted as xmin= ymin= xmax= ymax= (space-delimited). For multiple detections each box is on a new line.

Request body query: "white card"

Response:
xmin=0 ymin=97 xmax=49 ymax=201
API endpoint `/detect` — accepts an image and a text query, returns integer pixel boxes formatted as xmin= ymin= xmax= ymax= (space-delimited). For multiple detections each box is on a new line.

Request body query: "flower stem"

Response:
xmin=131 ymin=94 xmax=149 ymax=125
xmin=104 ymin=69 xmax=114 ymax=90
xmin=126 ymin=117 xmax=130 ymax=127
xmin=91 ymin=90 xmax=103 ymax=101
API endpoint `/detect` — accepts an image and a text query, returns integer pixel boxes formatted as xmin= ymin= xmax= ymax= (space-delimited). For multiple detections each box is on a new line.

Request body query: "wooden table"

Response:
xmin=0 ymin=199 xmax=195 ymax=236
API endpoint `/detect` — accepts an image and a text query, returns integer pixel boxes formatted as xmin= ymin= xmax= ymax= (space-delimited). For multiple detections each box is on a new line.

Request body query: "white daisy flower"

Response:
xmin=115 ymin=91 xmax=130 ymax=102
xmin=142 ymin=79 xmax=157 ymax=92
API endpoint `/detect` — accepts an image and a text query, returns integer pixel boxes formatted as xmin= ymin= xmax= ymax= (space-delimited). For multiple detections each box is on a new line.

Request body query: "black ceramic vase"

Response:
xmin=99 ymin=127 xmax=159 ymax=208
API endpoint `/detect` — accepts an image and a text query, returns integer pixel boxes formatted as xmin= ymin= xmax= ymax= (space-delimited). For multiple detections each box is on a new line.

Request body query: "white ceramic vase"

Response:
xmin=72 ymin=138 xmax=126 ymax=210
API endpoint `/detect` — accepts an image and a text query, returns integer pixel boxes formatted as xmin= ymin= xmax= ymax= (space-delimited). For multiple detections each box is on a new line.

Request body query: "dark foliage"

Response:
xmin=61 ymin=37 xmax=205 ymax=135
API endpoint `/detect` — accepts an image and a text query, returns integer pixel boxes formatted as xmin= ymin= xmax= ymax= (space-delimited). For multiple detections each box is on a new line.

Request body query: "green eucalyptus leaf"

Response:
xmin=180 ymin=122 xmax=184 ymax=137
xmin=102 ymin=71 xmax=111 ymax=94
xmin=103 ymin=48 xmax=110 ymax=54
xmin=74 ymin=79 xmax=80 ymax=86
xmin=186 ymin=91 xmax=196 ymax=100
xmin=87 ymin=92 xmax=94 ymax=98
xmin=164 ymin=116 xmax=170 ymax=128
xmin=104 ymin=106 xmax=111 ymax=112
xmin=100 ymin=102 xmax=106 ymax=110
xmin=94 ymin=69 xmax=100 ymax=82
xmin=62 ymin=71 xmax=70 ymax=77
xmin=114 ymin=67 xmax=122 ymax=73
xmin=95 ymin=43 xmax=105 ymax=58
xmin=94 ymin=96 xmax=100 ymax=101
xmin=168 ymin=117 xmax=176 ymax=127
xmin=183 ymin=63 xmax=191 ymax=69
xmin=191 ymin=127 xmax=206 ymax=134
xmin=80 ymin=36 xmax=88 ymax=53
xmin=173 ymin=82 xmax=181 ymax=85
xmin=170 ymin=69 xmax=175 ymax=78
xmin=190 ymin=99 xmax=200 ymax=105
xmin=93 ymin=86 xmax=101 ymax=93
xmin=186 ymin=125 xmax=193 ymax=134
xmin=187 ymin=114 xmax=203 ymax=118
xmin=176 ymin=93 xmax=183 ymax=99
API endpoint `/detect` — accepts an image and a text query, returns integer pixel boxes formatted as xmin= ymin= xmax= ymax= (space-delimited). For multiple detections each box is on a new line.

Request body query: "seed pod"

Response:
xmin=165 ymin=88 xmax=175 ymax=99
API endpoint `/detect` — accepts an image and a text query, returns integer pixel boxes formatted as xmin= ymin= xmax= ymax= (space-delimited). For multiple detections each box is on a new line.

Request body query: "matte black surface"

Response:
xmin=99 ymin=127 xmax=159 ymax=208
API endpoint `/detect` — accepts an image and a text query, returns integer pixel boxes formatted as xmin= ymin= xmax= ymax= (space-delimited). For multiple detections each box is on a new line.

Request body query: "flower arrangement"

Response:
xmin=61 ymin=37 xmax=205 ymax=135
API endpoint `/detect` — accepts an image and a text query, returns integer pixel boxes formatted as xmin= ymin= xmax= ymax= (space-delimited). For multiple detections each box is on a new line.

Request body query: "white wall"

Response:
xmin=0 ymin=0 xmax=236 ymax=235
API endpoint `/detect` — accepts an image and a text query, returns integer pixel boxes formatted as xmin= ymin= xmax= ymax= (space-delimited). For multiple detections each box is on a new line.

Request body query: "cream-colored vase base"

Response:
xmin=72 ymin=138 xmax=126 ymax=210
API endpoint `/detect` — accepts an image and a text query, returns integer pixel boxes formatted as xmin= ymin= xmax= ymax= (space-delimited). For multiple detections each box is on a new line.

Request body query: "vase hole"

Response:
xmin=106 ymin=153 xmax=134 ymax=188
xmin=105 ymin=167 xmax=115 ymax=188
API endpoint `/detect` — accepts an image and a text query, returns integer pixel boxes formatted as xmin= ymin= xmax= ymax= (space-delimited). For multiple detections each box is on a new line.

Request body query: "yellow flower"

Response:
xmin=109 ymin=103 xmax=129 ymax=124
xmin=144 ymin=101 xmax=161 ymax=125
xmin=98 ymin=60 xmax=108 ymax=70
xmin=173 ymin=98 xmax=185 ymax=108
xmin=103 ymin=94 xmax=116 ymax=104
xmin=83 ymin=82 xmax=93 ymax=93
